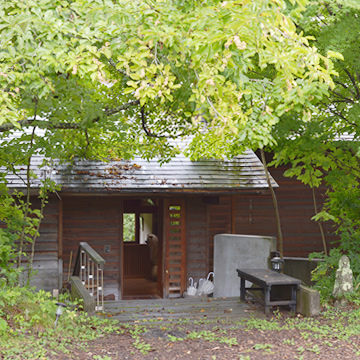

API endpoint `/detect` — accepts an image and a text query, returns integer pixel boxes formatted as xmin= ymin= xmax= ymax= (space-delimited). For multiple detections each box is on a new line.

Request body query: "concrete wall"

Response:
xmin=29 ymin=259 xmax=62 ymax=292
xmin=214 ymin=234 xmax=276 ymax=297
xmin=283 ymin=257 xmax=322 ymax=287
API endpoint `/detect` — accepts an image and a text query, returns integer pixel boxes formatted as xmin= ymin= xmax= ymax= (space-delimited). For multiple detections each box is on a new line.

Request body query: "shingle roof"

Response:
xmin=5 ymin=150 xmax=278 ymax=193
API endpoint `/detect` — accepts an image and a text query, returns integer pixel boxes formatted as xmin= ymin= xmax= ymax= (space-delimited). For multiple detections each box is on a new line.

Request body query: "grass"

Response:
xmin=2 ymin=287 xmax=360 ymax=359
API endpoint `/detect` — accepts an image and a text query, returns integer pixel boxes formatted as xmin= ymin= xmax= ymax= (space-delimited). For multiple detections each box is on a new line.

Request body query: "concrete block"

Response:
xmin=296 ymin=284 xmax=320 ymax=316
xmin=214 ymin=234 xmax=276 ymax=297
xmin=70 ymin=276 xmax=96 ymax=314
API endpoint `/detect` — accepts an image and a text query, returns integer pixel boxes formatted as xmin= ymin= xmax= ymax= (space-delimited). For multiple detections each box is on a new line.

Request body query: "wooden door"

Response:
xmin=163 ymin=199 xmax=186 ymax=298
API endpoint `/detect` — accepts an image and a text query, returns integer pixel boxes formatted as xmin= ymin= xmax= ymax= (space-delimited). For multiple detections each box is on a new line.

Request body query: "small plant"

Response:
xmin=213 ymin=326 xmax=227 ymax=334
xmin=187 ymin=330 xmax=217 ymax=342
xmin=253 ymin=343 xmax=273 ymax=350
xmin=219 ymin=337 xmax=238 ymax=347
xmin=307 ymin=344 xmax=321 ymax=355
xmin=167 ymin=334 xmax=184 ymax=342
xmin=297 ymin=346 xmax=305 ymax=354
xmin=245 ymin=317 xmax=282 ymax=331
xmin=300 ymin=332 xmax=310 ymax=340
xmin=283 ymin=338 xmax=295 ymax=346
xmin=273 ymin=308 xmax=282 ymax=320
xmin=132 ymin=338 xmax=152 ymax=355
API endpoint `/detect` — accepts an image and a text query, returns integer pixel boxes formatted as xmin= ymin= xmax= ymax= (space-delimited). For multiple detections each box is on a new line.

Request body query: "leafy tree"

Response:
xmin=269 ymin=1 xmax=360 ymax=296
xmin=0 ymin=0 xmax=339 ymax=281
xmin=272 ymin=0 xmax=360 ymax=233
xmin=0 ymin=0 xmax=337 ymax=158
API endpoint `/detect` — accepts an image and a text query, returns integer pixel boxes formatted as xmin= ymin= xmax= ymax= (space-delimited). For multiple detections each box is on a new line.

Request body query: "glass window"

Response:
xmin=123 ymin=213 xmax=135 ymax=242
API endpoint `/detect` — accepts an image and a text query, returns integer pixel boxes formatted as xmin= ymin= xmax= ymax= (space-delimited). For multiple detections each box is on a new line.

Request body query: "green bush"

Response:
xmin=0 ymin=229 xmax=22 ymax=287
xmin=309 ymin=248 xmax=343 ymax=301
xmin=0 ymin=286 xmax=119 ymax=358
xmin=310 ymin=230 xmax=360 ymax=303
xmin=309 ymin=176 xmax=360 ymax=304
xmin=0 ymin=287 xmax=64 ymax=335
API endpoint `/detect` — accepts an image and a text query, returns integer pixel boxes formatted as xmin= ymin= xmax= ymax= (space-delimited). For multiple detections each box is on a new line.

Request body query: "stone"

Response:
xmin=297 ymin=285 xmax=320 ymax=316
xmin=332 ymin=255 xmax=353 ymax=299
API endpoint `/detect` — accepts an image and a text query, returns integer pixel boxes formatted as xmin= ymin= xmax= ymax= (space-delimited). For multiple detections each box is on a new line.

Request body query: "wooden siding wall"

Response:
xmin=233 ymin=166 xmax=338 ymax=257
xmin=186 ymin=197 xmax=208 ymax=279
xmin=62 ymin=196 xmax=121 ymax=291
xmin=31 ymin=196 xmax=59 ymax=261
xmin=29 ymin=196 xmax=60 ymax=291
xmin=207 ymin=196 xmax=232 ymax=271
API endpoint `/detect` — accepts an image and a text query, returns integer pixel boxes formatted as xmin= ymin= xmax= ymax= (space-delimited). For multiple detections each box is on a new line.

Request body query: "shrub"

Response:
xmin=310 ymin=229 xmax=360 ymax=303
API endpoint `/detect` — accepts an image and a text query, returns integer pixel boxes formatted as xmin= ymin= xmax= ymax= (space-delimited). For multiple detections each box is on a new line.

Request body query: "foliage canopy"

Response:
xmin=0 ymin=0 xmax=338 ymax=161
xmin=0 ymin=0 xmax=341 ymax=284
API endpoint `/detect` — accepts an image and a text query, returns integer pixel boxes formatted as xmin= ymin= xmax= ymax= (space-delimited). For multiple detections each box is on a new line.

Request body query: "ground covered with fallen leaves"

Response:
xmin=51 ymin=306 xmax=360 ymax=360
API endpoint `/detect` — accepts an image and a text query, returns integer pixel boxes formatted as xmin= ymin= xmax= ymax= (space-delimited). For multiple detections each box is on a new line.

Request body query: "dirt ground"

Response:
xmin=69 ymin=325 xmax=359 ymax=360
xmin=51 ymin=307 xmax=360 ymax=360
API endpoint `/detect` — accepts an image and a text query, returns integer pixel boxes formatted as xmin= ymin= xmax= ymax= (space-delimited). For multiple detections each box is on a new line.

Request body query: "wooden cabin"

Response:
xmin=6 ymin=150 xmax=337 ymax=300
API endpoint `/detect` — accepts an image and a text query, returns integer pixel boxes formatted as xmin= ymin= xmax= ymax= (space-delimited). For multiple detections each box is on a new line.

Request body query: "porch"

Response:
xmin=103 ymin=297 xmax=265 ymax=323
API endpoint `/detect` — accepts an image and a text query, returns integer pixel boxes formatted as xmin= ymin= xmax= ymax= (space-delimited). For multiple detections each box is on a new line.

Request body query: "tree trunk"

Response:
xmin=260 ymin=149 xmax=284 ymax=257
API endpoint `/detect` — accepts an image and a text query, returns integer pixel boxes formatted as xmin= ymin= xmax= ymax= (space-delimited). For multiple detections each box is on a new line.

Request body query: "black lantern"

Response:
xmin=271 ymin=256 xmax=284 ymax=272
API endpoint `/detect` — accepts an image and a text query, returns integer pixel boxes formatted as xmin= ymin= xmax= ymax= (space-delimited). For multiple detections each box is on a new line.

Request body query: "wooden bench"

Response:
xmin=236 ymin=268 xmax=301 ymax=314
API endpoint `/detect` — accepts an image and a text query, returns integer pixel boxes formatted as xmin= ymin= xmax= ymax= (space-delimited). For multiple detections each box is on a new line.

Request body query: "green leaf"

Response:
xmin=103 ymin=48 xmax=112 ymax=59
xmin=326 ymin=50 xmax=344 ymax=61
xmin=0 ymin=318 xmax=8 ymax=332
xmin=123 ymin=87 xmax=134 ymax=95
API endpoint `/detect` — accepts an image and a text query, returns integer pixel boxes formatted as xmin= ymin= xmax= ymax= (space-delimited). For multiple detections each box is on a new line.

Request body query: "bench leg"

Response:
xmin=240 ymin=278 xmax=246 ymax=301
xmin=290 ymin=285 xmax=297 ymax=313
xmin=264 ymin=285 xmax=271 ymax=314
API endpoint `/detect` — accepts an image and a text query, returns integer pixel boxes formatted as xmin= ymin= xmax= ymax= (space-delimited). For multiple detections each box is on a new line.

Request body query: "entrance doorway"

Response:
xmin=122 ymin=199 xmax=161 ymax=299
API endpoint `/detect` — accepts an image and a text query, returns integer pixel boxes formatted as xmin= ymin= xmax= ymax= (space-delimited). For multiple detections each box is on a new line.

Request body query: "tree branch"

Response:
xmin=0 ymin=100 xmax=140 ymax=133
xmin=323 ymin=2 xmax=334 ymax=16
xmin=17 ymin=126 xmax=36 ymax=269
xmin=356 ymin=71 xmax=360 ymax=84
xmin=333 ymin=80 xmax=356 ymax=98
xmin=141 ymin=106 xmax=167 ymax=138
xmin=260 ymin=149 xmax=284 ymax=258
xmin=108 ymin=58 xmax=128 ymax=76
xmin=321 ymin=103 xmax=357 ymax=127
xmin=344 ymin=69 xmax=360 ymax=99
xmin=332 ymin=99 xmax=354 ymax=104
xmin=105 ymin=100 xmax=140 ymax=116
xmin=309 ymin=173 xmax=327 ymax=255
xmin=327 ymin=151 xmax=360 ymax=179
